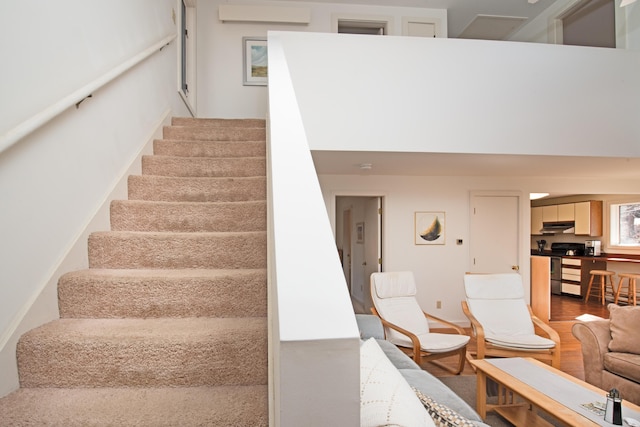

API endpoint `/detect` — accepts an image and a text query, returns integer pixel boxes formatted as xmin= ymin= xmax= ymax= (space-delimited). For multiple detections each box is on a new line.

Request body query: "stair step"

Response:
xmin=163 ymin=126 xmax=266 ymax=141
xmin=17 ymin=318 xmax=267 ymax=388
xmin=58 ymin=269 xmax=267 ymax=318
xmin=127 ymin=175 xmax=266 ymax=202
xmin=153 ymin=139 xmax=266 ymax=158
xmin=171 ymin=117 xmax=266 ymax=128
xmin=141 ymin=155 xmax=266 ymax=177
xmin=110 ymin=200 xmax=266 ymax=232
xmin=88 ymin=231 xmax=266 ymax=269
xmin=0 ymin=386 xmax=268 ymax=427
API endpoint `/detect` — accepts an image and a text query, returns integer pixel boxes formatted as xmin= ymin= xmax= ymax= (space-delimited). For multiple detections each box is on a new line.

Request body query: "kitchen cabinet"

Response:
xmin=575 ymin=201 xmax=603 ymax=236
xmin=561 ymin=258 xmax=582 ymax=296
xmin=531 ymin=206 xmax=543 ymax=235
xmin=561 ymin=257 xmax=607 ymax=298
xmin=558 ymin=203 xmax=575 ymax=221
xmin=542 ymin=205 xmax=558 ymax=222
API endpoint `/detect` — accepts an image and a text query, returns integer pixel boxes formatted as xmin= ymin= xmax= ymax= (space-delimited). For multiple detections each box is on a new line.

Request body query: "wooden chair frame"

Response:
xmin=371 ymin=306 xmax=468 ymax=375
xmin=461 ymin=300 xmax=561 ymax=369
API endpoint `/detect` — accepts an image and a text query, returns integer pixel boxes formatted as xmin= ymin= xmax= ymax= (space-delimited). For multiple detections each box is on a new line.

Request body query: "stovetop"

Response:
xmin=550 ymin=242 xmax=585 ymax=256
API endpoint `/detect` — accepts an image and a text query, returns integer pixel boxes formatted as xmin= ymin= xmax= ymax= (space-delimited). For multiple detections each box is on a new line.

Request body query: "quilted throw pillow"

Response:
xmin=608 ymin=303 xmax=640 ymax=354
xmin=412 ymin=387 xmax=476 ymax=427
xmin=360 ymin=338 xmax=435 ymax=427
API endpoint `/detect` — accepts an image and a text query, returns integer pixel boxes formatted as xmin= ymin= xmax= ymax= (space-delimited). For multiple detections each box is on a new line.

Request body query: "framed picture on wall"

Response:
xmin=243 ymin=37 xmax=268 ymax=86
xmin=415 ymin=211 xmax=445 ymax=245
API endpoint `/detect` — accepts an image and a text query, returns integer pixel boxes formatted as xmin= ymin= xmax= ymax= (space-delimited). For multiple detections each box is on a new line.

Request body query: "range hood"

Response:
xmin=540 ymin=221 xmax=575 ymax=234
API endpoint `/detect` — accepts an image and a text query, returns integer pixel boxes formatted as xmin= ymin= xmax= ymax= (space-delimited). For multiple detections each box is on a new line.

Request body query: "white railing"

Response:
xmin=0 ymin=33 xmax=176 ymax=154
xmin=267 ymin=34 xmax=361 ymax=426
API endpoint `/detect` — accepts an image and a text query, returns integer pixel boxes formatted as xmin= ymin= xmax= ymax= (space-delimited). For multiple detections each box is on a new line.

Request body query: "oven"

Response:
xmin=549 ymin=242 xmax=585 ymax=296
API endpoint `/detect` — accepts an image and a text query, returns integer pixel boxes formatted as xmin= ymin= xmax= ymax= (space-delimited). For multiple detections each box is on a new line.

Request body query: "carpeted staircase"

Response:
xmin=0 ymin=118 xmax=269 ymax=426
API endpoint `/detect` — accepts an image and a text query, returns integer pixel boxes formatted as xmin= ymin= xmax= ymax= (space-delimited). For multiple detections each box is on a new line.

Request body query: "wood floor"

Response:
xmin=420 ymin=294 xmax=611 ymax=380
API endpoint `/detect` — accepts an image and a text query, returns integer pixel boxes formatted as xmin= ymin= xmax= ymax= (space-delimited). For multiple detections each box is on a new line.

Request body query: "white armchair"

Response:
xmin=370 ymin=271 xmax=470 ymax=375
xmin=461 ymin=273 xmax=561 ymax=368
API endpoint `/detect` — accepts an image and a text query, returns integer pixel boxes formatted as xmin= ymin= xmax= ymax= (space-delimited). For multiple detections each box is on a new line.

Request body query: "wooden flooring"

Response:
xmin=421 ymin=294 xmax=611 ymax=381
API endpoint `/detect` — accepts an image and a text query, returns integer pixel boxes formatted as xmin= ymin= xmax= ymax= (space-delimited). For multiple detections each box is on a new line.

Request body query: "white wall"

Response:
xmin=0 ymin=0 xmax=189 ymax=396
xmin=277 ymin=32 xmax=640 ymax=158
xmin=196 ymin=0 xmax=447 ymax=118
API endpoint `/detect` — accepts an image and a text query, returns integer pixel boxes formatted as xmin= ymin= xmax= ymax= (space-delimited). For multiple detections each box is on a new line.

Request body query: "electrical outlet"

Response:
xmin=436 ymin=301 xmax=442 ymax=309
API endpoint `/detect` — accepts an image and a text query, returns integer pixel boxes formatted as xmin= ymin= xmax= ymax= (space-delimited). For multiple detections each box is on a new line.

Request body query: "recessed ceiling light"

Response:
xmin=530 ymin=193 xmax=549 ymax=200
xmin=359 ymin=163 xmax=372 ymax=170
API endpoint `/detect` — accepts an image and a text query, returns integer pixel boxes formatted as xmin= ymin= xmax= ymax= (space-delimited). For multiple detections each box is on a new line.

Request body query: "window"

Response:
xmin=610 ymin=202 xmax=640 ymax=247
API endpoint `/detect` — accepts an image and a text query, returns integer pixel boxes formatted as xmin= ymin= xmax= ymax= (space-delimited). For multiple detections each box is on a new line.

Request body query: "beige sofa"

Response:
xmin=572 ymin=304 xmax=640 ymax=405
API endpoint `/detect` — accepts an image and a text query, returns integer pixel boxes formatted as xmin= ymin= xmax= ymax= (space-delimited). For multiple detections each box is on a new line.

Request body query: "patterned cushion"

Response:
xmin=360 ymin=338 xmax=435 ymax=427
xmin=413 ymin=387 xmax=476 ymax=427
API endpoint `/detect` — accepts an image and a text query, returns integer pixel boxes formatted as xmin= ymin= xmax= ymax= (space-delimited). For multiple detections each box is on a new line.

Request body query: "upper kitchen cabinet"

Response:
xmin=575 ymin=200 xmax=603 ymax=236
xmin=558 ymin=204 xmax=575 ymax=221
xmin=542 ymin=205 xmax=558 ymax=222
xmin=531 ymin=206 xmax=543 ymax=235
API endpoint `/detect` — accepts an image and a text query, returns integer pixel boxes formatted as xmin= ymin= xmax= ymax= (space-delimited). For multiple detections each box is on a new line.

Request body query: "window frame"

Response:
xmin=607 ymin=198 xmax=640 ymax=254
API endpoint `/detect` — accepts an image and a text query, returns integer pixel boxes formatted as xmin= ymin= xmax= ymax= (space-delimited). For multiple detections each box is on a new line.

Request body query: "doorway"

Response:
xmin=469 ymin=192 xmax=521 ymax=274
xmin=335 ymin=196 xmax=383 ymax=314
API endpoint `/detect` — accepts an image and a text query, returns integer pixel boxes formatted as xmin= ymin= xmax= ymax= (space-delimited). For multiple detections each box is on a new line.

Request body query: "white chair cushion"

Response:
xmin=464 ymin=273 xmax=556 ymax=350
xmin=391 ymin=332 xmax=470 ymax=353
xmin=372 ymin=271 xmax=417 ymax=298
xmin=464 ymin=273 xmax=524 ymax=299
xmin=374 ymin=296 xmax=431 ymax=343
xmin=360 ymin=338 xmax=435 ymax=427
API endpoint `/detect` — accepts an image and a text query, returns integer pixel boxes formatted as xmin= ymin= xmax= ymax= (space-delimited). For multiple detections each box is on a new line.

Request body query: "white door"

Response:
xmin=469 ymin=193 xmax=520 ymax=273
xmin=363 ymin=197 xmax=382 ymax=313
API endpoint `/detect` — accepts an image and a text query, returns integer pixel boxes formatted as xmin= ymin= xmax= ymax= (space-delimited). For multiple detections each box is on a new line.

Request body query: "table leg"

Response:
xmin=476 ymin=369 xmax=487 ymax=419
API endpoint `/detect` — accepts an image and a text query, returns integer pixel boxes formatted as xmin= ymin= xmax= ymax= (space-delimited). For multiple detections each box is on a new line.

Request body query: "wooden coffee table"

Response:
xmin=469 ymin=357 xmax=640 ymax=426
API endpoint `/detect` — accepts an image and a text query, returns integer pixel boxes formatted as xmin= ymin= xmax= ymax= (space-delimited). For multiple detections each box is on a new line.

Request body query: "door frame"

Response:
xmin=469 ymin=190 xmax=532 ymax=302
xmin=331 ymin=192 xmax=385 ymax=310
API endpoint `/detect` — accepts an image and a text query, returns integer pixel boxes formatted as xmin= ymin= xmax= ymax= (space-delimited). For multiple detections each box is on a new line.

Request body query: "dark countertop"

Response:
xmin=531 ymin=250 xmax=640 ymax=264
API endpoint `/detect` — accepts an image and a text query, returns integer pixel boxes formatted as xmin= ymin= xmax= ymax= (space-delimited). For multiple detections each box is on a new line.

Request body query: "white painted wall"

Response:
xmin=0 ymin=0 xmax=189 ymax=396
xmin=196 ymin=0 xmax=447 ymax=119
xmin=277 ymin=31 xmax=640 ymax=157
xmin=268 ymin=36 xmax=360 ymax=425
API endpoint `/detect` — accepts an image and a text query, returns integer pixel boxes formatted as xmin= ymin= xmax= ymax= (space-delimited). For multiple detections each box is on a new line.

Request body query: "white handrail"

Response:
xmin=0 ymin=33 xmax=177 ymax=155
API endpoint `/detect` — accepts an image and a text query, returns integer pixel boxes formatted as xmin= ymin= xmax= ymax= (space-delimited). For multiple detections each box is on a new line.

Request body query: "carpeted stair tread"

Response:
xmin=88 ymin=231 xmax=266 ymax=269
xmin=128 ymin=175 xmax=266 ymax=202
xmin=110 ymin=200 xmax=266 ymax=232
xmin=17 ymin=317 xmax=267 ymax=388
xmin=153 ymin=139 xmax=266 ymax=158
xmin=171 ymin=117 xmax=265 ymax=128
xmin=141 ymin=155 xmax=266 ymax=177
xmin=58 ymin=269 xmax=267 ymax=318
xmin=0 ymin=117 xmax=268 ymax=425
xmin=163 ymin=126 xmax=266 ymax=142
xmin=0 ymin=386 xmax=268 ymax=427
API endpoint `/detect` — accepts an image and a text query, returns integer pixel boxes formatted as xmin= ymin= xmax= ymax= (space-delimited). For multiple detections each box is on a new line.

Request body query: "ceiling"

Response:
xmin=311 ymin=151 xmax=640 ymax=179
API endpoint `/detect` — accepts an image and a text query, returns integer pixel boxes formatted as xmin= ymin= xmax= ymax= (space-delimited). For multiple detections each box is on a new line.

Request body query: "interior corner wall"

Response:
xmin=196 ymin=0 xmax=447 ymax=119
xmin=0 ymin=0 xmax=189 ymax=397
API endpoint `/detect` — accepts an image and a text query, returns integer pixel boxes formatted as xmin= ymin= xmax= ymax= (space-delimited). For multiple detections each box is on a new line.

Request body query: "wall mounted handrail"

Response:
xmin=0 ymin=33 xmax=177 ymax=155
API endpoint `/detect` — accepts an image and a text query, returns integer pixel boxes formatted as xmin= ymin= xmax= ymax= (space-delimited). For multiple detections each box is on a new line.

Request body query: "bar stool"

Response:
xmin=585 ymin=270 xmax=616 ymax=305
xmin=614 ymin=273 xmax=640 ymax=306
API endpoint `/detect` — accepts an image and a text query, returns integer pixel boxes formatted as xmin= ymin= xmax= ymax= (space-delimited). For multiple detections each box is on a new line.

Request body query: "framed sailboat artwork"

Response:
xmin=414 ymin=212 xmax=445 ymax=245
